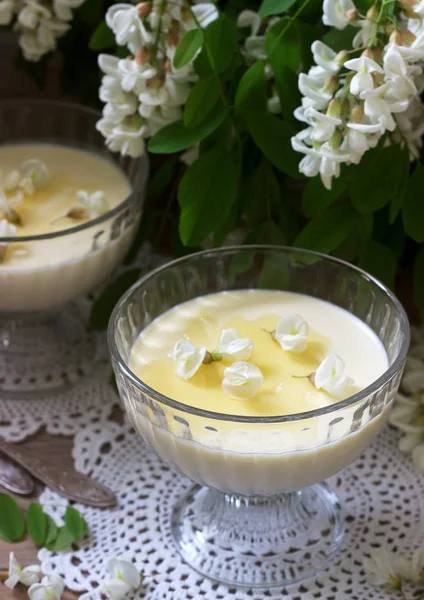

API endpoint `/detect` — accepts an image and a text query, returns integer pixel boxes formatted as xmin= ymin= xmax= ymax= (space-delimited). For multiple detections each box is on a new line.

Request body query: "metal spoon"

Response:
xmin=0 ymin=453 xmax=35 ymax=495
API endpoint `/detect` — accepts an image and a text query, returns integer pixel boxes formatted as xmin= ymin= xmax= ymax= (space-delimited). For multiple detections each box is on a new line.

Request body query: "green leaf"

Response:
xmin=259 ymin=0 xmax=297 ymax=17
xmin=174 ymin=28 xmax=204 ymax=69
xmin=147 ymin=156 xmax=179 ymax=198
xmin=46 ymin=526 xmax=75 ymax=552
xmin=27 ymin=503 xmax=47 ymax=546
xmin=203 ymin=16 xmax=238 ymax=74
xmin=389 ymin=147 xmax=410 ymax=224
xmin=414 ymin=246 xmax=424 ymax=321
xmin=294 ymin=202 xmax=359 ymax=253
xmin=64 ymin=506 xmax=88 ymax=539
xmin=244 ymin=160 xmax=283 ymax=226
xmin=246 ymin=112 xmax=300 ymax=178
xmin=235 ymin=61 xmax=267 ymax=112
xmin=184 ymin=75 xmax=221 ymax=127
xmin=358 ymin=240 xmax=397 ymax=289
xmin=148 ymin=104 xmax=228 ymax=153
xmin=302 ymin=174 xmax=347 ymax=218
xmin=0 ymin=494 xmax=25 ymax=543
xmin=178 ymin=145 xmax=238 ymax=246
xmin=271 ymin=65 xmax=300 ymax=125
xmin=258 ymin=220 xmax=286 ymax=244
xmin=348 ymin=145 xmax=409 ymax=214
xmin=265 ymin=17 xmax=300 ymax=72
xmin=402 ymin=164 xmax=424 ymax=242
xmin=44 ymin=515 xmax=58 ymax=547
xmin=322 ymin=25 xmax=356 ymax=52
xmin=89 ymin=269 xmax=141 ymax=331
xmin=89 ymin=21 xmax=115 ymax=50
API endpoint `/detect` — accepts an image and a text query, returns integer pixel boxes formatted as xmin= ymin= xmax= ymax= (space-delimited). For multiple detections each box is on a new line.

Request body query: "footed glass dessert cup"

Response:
xmin=108 ymin=246 xmax=410 ymax=588
xmin=0 ymin=99 xmax=148 ymax=396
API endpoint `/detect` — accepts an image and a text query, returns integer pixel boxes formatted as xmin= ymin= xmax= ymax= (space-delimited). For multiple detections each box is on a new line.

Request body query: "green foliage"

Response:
xmin=302 ymin=175 xmax=347 ymax=218
xmin=89 ymin=269 xmax=141 ymax=331
xmin=184 ymin=76 xmax=221 ymax=127
xmin=178 ymin=144 xmax=238 ymax=246
xmin=358 ymin=240 xmax=397 ymax=289
xmin=403 ymin=164 xmax=424 ymax=243
xmin=294 ymin=203 xmax=359 ymax=254
xmin=174 ymin=29 xmax=204 ymax=69
xmin=0 ymin=495 xmax=87 ymax=551
xmin=201 ymin=16 xmax=238 ymax=74
xmin=89 ymin=20 xmax=115 ymax=50
xmin=259 ymin=0 xmax=298 ymax=18
xmin=235 ymin=61 xmax=267 ymax=112
xmin=414 ymin=246 xmax=424 ymax=321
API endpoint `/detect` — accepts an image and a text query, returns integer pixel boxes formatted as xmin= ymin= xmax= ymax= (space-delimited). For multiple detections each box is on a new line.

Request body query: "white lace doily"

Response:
xmin=38 ymin=421 xmax=424 ymax=600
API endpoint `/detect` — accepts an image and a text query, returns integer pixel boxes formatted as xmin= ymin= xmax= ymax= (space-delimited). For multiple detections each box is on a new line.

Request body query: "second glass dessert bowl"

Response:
xmin=109 ymin=246 xmax=409 ymax=588
xmin=0 ymin=99 xmax=148 ymax=396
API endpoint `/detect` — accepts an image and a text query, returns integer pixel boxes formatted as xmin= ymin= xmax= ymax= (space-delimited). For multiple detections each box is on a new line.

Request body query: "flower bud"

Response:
xmin=329 ymin=130 xmax=343 ymax=150
xmin=135 ymin=48 xmax=151 ymax=65
xmin=167 ymin=31 xmax=179 ymax=47
xmin=345 ymin=8 xmax=358 ymax=22
xmin=335 ymin=50 xmax=348 ymax=66
xmin=67 ymin=207 xmax=88 ymax=220
xmin=361 ymin=48 xmax=376 ymax=60
xmin=350 ymin=104 xmax=364 ymax=124
xmin=323 ymin=76 xmax=339 ymax=94
xmin=385 ymin=23 xmax=396 ymax=35
xmin=164 ymin=59 xmax=172 ymax=73
xmin=137 ymin=2 xmax=151 ymax=18
xmin=387 ymin=573 xmax=402 ymax=591
xmin=366 ymin=5 xmax=379 ymax=20
xmin=402 ymin=29 xmax=417 ymax=45
xmin=327 ymin=98 xmax=341 ymax=117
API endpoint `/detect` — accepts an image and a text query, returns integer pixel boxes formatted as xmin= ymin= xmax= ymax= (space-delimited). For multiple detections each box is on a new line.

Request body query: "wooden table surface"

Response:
xmin=0 ymin=429 xmax=80 ymax=599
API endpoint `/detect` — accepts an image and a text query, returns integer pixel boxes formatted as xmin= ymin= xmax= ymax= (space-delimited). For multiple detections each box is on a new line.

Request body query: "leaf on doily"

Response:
xmin=27 ymin=502 xmax=47 ymax=546
xmin=46 ymin=526 xmax=76 ymax=552
xmin=0 ymin=494 xmax=25 ymax=543
xmin=44 ymin=514 xmax=58 ymax=547
xmin=64 ymin=506 xmax=88 ymax=539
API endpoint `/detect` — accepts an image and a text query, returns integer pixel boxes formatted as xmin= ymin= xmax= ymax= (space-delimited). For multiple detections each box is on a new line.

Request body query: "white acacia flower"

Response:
xmin=304 ymin=106 xmax=342 ymax=142
xmin=267 ymin=93 xmax=281 ymax=114
xmin=19 ymin=159 xmax=50 ymax=195
xmin=344 ymin=56 xmax=384 ymax=95
xmin=169 ymin=338 xmax=206 ymax=380
xmin=363 ymin=549 xmax=402 ymax=589
xmin=236 ymin=9 xmax=261 ymax=35
xmin=298 ymin=73 xmax=332 ymax=110
xmin=5 ymin=553 xmax=41 ymax=589
xmin=2 ymin=169 xmax=21 ymax=191
xmin=180 ymin=145 xmax=199 ymax=166
xmin=190 ymin=3 xmax=219 ymax=29
xmin=397 ymin=31 xmax=424 ymax=61
xmin=314 ymin=354 xmax=353 ymax=398
xmin=28 ymin=573 xmax=65 ymax=600
xmin=139 ymin=76 xmax=190 ymax=109
xmin=360 ymin=83 xmax=398 ymax=131
xmin=101 ymin=556 xmax=141 ymax=600
xmin=96 ymin=114 xmax=147 ymax=158
xmin=18 ymin=0 xmax=51 ymax=29
xmin=353 ymin=19 xmax=377 ymax=48
xmin=222 ymin=361 xmax=263 ymax=400
xmin=105 ymin=3 xmax=151 ymax=52
xmin=237 ymin=10 xmax=266 ymax=61
xmin=0 ymin=0 xmax=15 ymax=25
xmin=412 ymin=444 xmax=424 ymax=471
xmin=99 ymin=53 xmax=120 ymax=76
xmin=76 ymin=190 xmax=109 ymax=219
xmin=384 ymin=47 xmax=417 ymax=101
xmin=215 ymin=329 xmax=254 ymax=362
xmin=311 ymin=41 xmax=340 ymax=74
xmin=118 ymin=58 xmax=157 ymax=95
xmin=0 ymin=218 xmax=17 ymax=240
xmin=395 ymin=547 xmax=424 ymax=583
xmin=53 ymin=0 xmax=84 ymax=20
xmin=146 ymin=104 xmax=182 ymax=135
xmin=322 ymin=0 xmax=356 ymax=29
xmin=274 ymin=314 xmax=309 ymax=353
xmin=344 ymin=122 xmax=381 ymax=160
xmin=0 ymin=189 xmax=23 ymax=222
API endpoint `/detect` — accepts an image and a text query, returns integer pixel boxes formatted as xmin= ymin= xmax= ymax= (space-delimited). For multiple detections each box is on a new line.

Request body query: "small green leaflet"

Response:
xmin=46 ymin=526 xmax=76 ymax=552
xmin=294 ymin=203 xmax=359 ymax=254
xmin=259 ymin=0 xmax=297 ymax=18
xmin=203 ymin=16 xmax=238 ymax=74
xmin=302 ymin=174 xmax=347 ymax=218
xmin=322 ymin=25 xmax=356 ymax=52
xmin=178 ymin=144 xmax=238 ymax=246
xmin=64 ymin=506 xmax=88 ymax=539
xmin=89 ymin=21 xmax=115 ymax=51
xmin=235 ymin=61 xmax=267 ymax=112
xmin=0 ymin=494 xmax=25 ymax=543
xmin=173 ymin=28 xmax=204 ymax=69
xmin=148 ymin=104 xmax=228 ymax=153
xmin=402 ymin=163 xmax=424 ymax=243
xmin=265 ymin=17 xmax=299 ymax=72
xmin=184 ymin=75 xmax=221 ymax=127
xmin=45 ymin=514 xmax=58 ymax=547
xmin=27 ymin=502 xmax=47 ymax=546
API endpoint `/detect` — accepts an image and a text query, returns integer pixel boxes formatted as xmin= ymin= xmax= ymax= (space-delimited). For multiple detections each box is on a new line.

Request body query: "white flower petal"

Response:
xmin=101 ymin=578 xmax=131 ymax=600
xmin=218 ymin=329 xmax=254 ymax=361
xmin=315 ymin=354 xmax=353 ymax=398
xmin=222 ymin=362 xmax=263 ymax=400
xmin=275 ymin=314 xmax=309 ymax=352
xmin=107 ymin=557 xmax=141 ymax=589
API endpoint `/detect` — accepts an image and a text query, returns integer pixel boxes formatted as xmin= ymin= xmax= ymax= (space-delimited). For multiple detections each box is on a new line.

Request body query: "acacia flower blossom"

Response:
xmin=169 ymin=338 xmax=207 ymax=380
xmin=222 ymin=361 xmax=264 ymax=400
xmin=5 ymin=553 xmax=41 ymax=589
xmin=315 ymin=354 xmax=353 ymax=398
xmin=101 ymin=555 xmax=142 ymax=600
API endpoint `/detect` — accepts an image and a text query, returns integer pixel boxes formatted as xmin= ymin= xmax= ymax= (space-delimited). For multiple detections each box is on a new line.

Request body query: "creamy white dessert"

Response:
xmin=128 ymin=290 xmax=392 ymax=495
xmin=0 ymin=143 xmax=137 ymax=312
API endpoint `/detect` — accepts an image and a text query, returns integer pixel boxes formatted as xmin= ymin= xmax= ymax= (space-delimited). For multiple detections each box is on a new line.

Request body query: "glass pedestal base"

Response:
xmin=0 ymin=304 xmax=101 ymax=397
xmin=171 ymin=483 xmax=345 ymax=588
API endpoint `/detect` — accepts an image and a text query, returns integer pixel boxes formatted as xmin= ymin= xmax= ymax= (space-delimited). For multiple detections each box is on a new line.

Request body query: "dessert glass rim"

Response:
xmin=0 ymin=98 xmax=148 ymax=244
xmin=108 ymin=244 xmax=411 ymax=424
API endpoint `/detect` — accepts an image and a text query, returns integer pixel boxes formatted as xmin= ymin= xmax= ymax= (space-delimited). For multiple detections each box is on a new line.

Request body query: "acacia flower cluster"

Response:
xmin=96 ymin=0 xmax=218 ymax=157
xmin=292 ymin=0 xmax=424 ymax=189
xmin=0 ymin=0 xmax=85 ymax=61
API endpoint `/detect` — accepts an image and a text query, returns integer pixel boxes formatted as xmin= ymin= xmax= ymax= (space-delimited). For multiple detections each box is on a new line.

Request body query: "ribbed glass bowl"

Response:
xmin=0 ymin=99 xmax=148 ymax=396
xmin=109 ymin=245 xmax=410 ymax=588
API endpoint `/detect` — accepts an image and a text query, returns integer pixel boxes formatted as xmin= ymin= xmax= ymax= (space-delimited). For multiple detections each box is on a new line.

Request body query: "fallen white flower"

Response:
xmin=363 ymin=549 xmax=402 ymax=589
xmin=169 ymin=338 xmax=206 ymax=380
xmin=314 ymin=354 xmax=353 ymax=398
xmin=101 ymin=555 xmax=142 ymax=600
xmin=222 ymin=361 xmax=263 ymax=400
xmin=19 ymin=159 xmax=50 ymax=195
xmin=28 ymin=573 xmax=65 ymax=600
xmin=215 ymin=328 xmax=254 ymax=362
xmin=4 ymin=552 xmax=41 ymax=589
xmin=274 ymin=314 xmax=309 ymax=353
xmin=76 ymin=190 xmax=109 ymax=219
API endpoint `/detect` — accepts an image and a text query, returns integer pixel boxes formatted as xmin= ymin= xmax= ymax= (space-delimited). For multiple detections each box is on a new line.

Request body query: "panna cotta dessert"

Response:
xmin=0 ymin=143 xmax=136 ymax=312
xmin=129 ymin=290 xmax=391 ymax=495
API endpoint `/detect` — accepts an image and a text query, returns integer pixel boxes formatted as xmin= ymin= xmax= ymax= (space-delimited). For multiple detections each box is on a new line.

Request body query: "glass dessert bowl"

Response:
xmin=108 ymin=246 xmax=410 ymax=588
xmin=0 ymin=99 xmax=148 ymax=396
